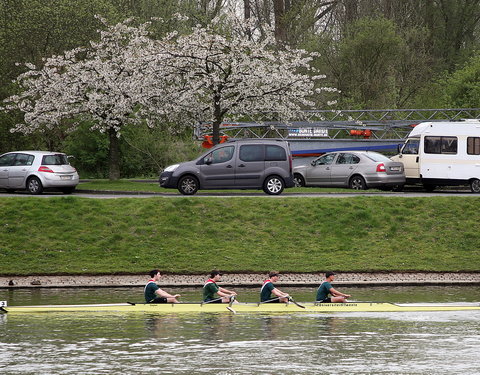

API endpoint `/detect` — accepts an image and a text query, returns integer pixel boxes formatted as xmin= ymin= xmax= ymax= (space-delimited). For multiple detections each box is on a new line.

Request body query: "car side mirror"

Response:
xmin=205 ymin=156 xmax=212 ymax=165
xmin=311 ymin=160 xmax=316 ymax=166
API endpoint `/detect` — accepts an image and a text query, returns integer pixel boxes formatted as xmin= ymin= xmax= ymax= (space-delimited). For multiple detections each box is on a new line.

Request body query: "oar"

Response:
xmin=258 ymin=295 xmax=298 ymax=305
xmin=288 ymin=297 xmax=305 ymax=309
xmin=227 ymin=295 xmax=237 ymax=314
xmin=201 ymin=296 xmax=224 ymax=305
xmin=258 ymin=296 xmax=283 ymax=305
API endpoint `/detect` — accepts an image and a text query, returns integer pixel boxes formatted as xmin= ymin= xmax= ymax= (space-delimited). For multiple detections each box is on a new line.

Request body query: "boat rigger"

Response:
xmin=1 ymin=301 xmax=479 ymax=314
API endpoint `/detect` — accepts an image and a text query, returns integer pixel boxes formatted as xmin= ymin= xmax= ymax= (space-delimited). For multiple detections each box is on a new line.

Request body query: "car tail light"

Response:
xmin=38 ymin=166 xmax=54 ymax=173
xmin=376 ymin=163 xmax=386 ymax=172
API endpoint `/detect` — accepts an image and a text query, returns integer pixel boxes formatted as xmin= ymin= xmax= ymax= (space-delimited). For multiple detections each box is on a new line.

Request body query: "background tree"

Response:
xmin=2 ymin=0 xmax=480 ymax=178
xmin=0 ymin=0 xmax=120 ymax=154
xmin=445 ymin=55 xmax=480 ymax=108
xmin=144 ymin=16 xmax=333 ymax=145
xmin=2 ymin=19 xmax=156 ymax=180
xmin=335 ymin=17 xmax=434 ymax=108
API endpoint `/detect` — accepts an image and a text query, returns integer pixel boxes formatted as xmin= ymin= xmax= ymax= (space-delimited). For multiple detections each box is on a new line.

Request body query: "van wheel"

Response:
xmin=263 ymin=176 xmax=284 ymax=195
xmin=293 ymin=174 xmax=305 ymax=187
xmin=470 ymin=179 xmax=480 ymax=193
xmin=27 ymin=177 xmax=43 ymax=195
xmin=349 ymin=175 xmax=367 ymax=190
xmin=423 ymin=184 xmax=436 ymax=192
xmin=178 ymin=175 xmax=199 ymax=195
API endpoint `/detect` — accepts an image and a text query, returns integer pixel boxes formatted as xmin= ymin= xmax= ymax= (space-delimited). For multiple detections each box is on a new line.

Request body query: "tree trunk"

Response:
xmin=212 ymin=93 xmax=222 ymax=145
xmin=424 ymin=0 xmax=435 ymax=51
xmin=342 ymin=0 xmax=358 ymax=32
xmin=273 ymin=0 xmax=287 ymax=44
xmin=244 ymin=0 xmax=252 ymax=38
xmin=244 ymin=0 xmax=251 ymax=20
xmin=108 ymin=127 xmax=121 ymax=180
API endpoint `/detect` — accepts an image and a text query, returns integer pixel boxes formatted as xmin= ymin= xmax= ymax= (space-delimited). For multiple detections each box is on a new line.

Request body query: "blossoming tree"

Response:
xmin=144 ymin=17 xmax=332 ymax=144
xmin=2 ymin=18 xmax=155 ymax=180
xmin=3 ymin=15 xmax=333 ymax=179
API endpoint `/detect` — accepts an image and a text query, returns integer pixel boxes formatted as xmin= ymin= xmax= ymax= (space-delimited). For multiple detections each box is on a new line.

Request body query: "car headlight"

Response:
xmin=164 ymin=164 xmax=180 ymax=173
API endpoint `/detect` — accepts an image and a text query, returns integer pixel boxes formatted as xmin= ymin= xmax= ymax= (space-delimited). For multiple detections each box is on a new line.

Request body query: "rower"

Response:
xmin=203 ymin=270 xmax=238 ymax=303
xmin=316 ymin=271 xmax=351 ymax=303
xmin=145 ymin=270 xmax=181 ymax=303
xmin=260 ymin=271 xmax=289 ymax=303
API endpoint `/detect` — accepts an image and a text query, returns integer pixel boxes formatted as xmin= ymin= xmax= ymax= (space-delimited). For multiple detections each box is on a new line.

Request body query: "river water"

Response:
xmin=1 ymin=286 xmax=479 ymax=375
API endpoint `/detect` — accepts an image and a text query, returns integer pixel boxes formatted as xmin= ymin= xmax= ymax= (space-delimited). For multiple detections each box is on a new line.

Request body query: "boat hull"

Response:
xmin=2 ymin=302 xmax=480 ymax=314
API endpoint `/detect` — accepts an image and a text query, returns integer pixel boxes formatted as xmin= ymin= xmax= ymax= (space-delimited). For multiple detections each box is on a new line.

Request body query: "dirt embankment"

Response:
xmin=2 ymin=272 xmax=480 ymax=288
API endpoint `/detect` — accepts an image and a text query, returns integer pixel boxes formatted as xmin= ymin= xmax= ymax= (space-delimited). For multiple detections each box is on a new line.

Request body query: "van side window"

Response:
xmin=402 ymin=139 xmax=419 ymax=155
xmin=424 ymin=136 xmax=457 ymax=154
xmin=467 ymin=137 xmax=480 ymax=155
xmin=265 ymin=145 xmax=286 ymax=161
xmin=240 ymin=145 xmax=264 ymax=162
xmin=210 ymin=146 xmax=234 ymax=164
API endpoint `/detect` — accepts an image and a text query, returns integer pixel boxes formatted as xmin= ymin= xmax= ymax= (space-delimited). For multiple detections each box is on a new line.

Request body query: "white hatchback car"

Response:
xmin=0 ymin=151 xmax=79 ymax=194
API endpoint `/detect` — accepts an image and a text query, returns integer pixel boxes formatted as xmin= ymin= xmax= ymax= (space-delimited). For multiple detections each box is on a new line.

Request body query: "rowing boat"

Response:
xmin=1 ymin=301 xmax=479 ymax=314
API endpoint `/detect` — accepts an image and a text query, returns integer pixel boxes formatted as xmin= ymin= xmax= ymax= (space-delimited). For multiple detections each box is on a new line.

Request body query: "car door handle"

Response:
xmin=238 ymin=164 xmax=246 ymax=168
xmin=326 ymin=167 xmax=330 ymax=170
xmin=416 ymin=157 xmax=419 ymax=163
xmin=226 ymin=165 xmax=233 ymax=168
xmin=349 ymin=166 xmax=354 ymax=169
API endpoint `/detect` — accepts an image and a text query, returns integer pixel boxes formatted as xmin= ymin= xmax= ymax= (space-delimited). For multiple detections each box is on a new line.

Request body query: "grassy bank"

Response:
xmin=1 ymin=196 xmax=479 ymax=275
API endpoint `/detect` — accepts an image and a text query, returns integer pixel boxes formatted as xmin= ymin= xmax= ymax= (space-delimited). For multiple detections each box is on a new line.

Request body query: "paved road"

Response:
xmin=0 ymin=189 xmax=477 ymax=198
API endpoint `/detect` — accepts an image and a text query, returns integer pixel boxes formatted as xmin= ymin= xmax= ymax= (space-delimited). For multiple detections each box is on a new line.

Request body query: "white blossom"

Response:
xmin=140 ymin=14 xmax=335 ymax=140
xmin=3 ymin=18 xmax=155 ymax=137
xmin=2 ymin=13 xmax=335 ymax=145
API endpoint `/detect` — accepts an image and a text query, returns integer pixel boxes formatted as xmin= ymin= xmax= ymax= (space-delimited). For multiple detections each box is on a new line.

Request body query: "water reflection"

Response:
xmin=0 ymin=310 xmax=479 ymax=374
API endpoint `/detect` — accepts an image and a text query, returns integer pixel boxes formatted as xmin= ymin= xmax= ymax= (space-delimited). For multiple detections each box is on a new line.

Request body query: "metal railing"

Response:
xmin=194 ymin=108 xmax=480 ymax=141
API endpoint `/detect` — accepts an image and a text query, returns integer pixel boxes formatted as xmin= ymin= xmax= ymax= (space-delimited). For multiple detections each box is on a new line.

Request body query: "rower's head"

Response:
xmin=210 ymin=269 xmax=223 ymax=281
xmin=149 ymin=269 xmax=161 ymax=280
xmin=325 ymin=271 xmax=336 ymax=281
xmin=269 ymin=271 xmax=280 ymax=282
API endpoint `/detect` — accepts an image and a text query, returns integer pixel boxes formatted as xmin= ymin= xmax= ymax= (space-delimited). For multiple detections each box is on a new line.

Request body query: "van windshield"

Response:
xmin=402 ymin=139 xmax=420 ymax=155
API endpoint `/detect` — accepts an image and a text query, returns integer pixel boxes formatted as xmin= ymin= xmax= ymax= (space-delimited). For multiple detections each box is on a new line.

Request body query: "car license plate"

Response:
xmin=390 ymin=167 xmax=400 ymax=171
xmin=60 ymin=175 xmax=72 ymax=180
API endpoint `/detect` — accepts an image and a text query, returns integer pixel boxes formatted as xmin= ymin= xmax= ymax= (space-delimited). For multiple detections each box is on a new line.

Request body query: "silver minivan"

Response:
xmin=159 ymin=139 xmax=295 ymax=195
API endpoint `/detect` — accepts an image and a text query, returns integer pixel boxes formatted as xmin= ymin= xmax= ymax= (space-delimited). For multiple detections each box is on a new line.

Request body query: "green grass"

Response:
xmin=1 ymin=196 xmax=479 ymax=275
xmin=79 ymin=180 xmax=166 ymax=193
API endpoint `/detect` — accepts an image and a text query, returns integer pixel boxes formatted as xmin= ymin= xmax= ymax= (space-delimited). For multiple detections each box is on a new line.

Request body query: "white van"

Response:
xmin=391 ymin=120 xmax=480 ymax=192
